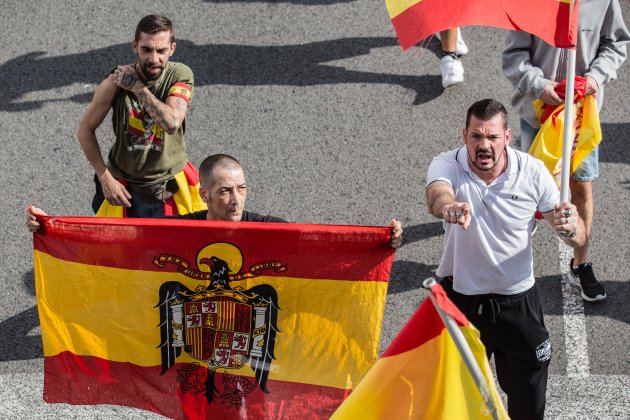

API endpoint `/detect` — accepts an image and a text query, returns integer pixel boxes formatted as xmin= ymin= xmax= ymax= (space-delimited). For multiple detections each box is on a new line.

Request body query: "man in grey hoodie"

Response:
xmin=502 ymin=0 xmax=629 ymax=302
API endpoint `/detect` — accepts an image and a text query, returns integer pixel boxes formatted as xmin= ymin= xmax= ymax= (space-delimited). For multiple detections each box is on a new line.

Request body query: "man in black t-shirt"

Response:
xmin=27 ymin=154 xmax=403 ymax=248
xmin=174 ymin=154 xmax=285 ymax=223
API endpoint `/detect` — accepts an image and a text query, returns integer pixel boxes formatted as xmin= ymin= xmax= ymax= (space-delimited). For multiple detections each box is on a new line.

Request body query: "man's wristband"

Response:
xmin=559 ymin=229 xmax=577 ymax=239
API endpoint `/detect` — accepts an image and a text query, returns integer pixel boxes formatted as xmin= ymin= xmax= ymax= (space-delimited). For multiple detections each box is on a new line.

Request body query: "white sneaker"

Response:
xmin=435 ymin=28 xmax=469 ymax=56
xmin=440 ymin=54 xmax=464 ymax=88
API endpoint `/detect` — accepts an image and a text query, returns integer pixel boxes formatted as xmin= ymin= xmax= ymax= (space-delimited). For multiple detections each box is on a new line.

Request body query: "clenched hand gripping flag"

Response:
xmin=33 ymin=217 xmax=395 ymax=419
xmin=386 ymin=0 xmax=579 ymax=50
xmin=331 ymin=280 xmax=509 ymax=419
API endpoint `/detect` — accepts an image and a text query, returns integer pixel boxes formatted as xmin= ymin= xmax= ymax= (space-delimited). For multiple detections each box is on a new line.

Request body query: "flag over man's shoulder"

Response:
xmin=331 ymin=279 xmax=509 ymax=419
xmin=33 ymin=216 xmax=395 ymax=419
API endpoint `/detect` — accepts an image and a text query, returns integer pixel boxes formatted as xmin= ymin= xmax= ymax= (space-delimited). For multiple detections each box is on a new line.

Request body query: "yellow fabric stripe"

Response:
xmin=331 ymin=327 xmax=508 ymax=419
xmin=35 ymin=251 xmax=387 ymax=389
xmin=530 ymin=96 xmax=601 ymax=184
xmin=385 ymin=0 xmax=423 ymax=19
xmin=172 ymin=169 xmax=206 ymax=216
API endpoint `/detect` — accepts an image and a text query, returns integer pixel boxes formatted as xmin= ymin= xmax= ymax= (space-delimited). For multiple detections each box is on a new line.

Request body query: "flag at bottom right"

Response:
xmin=331 ymin=281 xmax=509 ymax=419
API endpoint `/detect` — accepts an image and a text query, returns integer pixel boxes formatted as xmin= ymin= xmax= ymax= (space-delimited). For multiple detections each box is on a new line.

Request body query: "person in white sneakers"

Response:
xmin=436 ymin=28 xmax=468 ymax=88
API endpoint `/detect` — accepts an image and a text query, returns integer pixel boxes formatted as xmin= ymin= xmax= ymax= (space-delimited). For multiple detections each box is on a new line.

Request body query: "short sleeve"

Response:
xmin=167 ymin=64 xmax=194 ymax=103
xmin=535 ymin=161 xmax=559 ymax=213
xmin=426 ymin=151 xmax=459 ymax=189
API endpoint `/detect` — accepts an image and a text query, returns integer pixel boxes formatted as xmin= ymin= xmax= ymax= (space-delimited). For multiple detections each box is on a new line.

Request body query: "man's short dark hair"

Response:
xmin=199 ymin=154 xmax=242 ymax=188
xmin=135 ymin=15 xmax=174 ymax=43
xmin=466 ymin=99 xmax=508 ymax=130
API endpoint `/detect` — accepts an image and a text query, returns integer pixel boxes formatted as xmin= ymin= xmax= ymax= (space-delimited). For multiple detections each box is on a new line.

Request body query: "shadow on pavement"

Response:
xmin=0 ymin=270 xmax=43 ymax=362
xmin=400 ymin=221 xmax=443 ymax=246
xmin=537 ymin=274 xmax=630 ymax=324
xmin=388 ymin=260 xmax=438 ymax=295
xmin=600 ymin=123 xmax=630 ymax=166
xmin=1 ymin=38 xmax=442 ymax=111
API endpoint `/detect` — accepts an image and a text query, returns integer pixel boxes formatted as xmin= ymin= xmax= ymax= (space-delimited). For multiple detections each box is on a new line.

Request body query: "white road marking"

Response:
xmin=559 ymin=241 xmax=590 ymax=377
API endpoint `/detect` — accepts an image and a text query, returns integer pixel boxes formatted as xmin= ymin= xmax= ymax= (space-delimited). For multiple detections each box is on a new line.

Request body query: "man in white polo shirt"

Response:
xmin=425 ymin=99 xmax=586 ymax=420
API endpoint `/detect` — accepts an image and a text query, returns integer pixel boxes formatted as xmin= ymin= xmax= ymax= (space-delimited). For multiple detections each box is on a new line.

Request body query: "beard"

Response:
xmin=470 ymin=147 xmax=504 ymax=172
xmin=138 ymin=62 xmax=164 ymax=81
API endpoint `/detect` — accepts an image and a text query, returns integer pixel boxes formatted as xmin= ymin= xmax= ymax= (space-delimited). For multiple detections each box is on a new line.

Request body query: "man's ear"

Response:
xmin=132 ymin=41 xmax=138 ymax=55
xmin=505 ymin=127 xmax=512 ymax=145
xmin=199 ymin=186 xmax=209 ymax=203
xmin=170 ymin=42 xmax=176 ymax=57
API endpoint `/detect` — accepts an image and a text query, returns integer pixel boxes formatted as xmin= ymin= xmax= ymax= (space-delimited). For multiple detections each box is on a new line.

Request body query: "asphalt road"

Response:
xmin=1 ymin=0 xmax=629 ymax=418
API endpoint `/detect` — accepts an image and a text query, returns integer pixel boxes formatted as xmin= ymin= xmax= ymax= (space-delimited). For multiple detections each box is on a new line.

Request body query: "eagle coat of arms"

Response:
xmin=154 ymin=242 xmax=282 ymax=407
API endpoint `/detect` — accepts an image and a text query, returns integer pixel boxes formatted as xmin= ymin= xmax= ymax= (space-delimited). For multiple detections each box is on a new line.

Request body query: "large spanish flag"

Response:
xmin=331 ymin=280 xmax=509 ymax=419
xmin=33 ymin=216 xmax=395 ymax=419
xmin=386 ymin=0 xmax=579 ymax=50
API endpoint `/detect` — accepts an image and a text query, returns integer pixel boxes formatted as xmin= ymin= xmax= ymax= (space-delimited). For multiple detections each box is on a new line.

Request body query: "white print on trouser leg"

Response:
xmin=536 ymin=339 xmax=552 ymax=363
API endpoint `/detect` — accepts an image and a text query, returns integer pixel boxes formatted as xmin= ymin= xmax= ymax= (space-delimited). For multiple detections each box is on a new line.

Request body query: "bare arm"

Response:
xmin=113 ymin=65 xmax=189 ymax=135
xmin=77 ymin=75 xmax=132 ymax=207
xmin=426 ymin=180 xmax=471 ymax=230
xmin=541 ymin=202 xmax=586 ymax=247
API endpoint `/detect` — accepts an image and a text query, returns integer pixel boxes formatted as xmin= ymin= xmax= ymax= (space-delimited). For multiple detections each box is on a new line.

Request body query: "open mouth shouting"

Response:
xmin=476 ymin=148 xmax=495 ymax=167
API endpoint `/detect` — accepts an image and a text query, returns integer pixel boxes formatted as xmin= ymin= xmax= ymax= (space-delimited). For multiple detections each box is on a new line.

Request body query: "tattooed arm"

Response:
xmin=113 ymin=65 xmax=189 ymax=135
xmin=426 ymin=180 xmax=471 ymax=230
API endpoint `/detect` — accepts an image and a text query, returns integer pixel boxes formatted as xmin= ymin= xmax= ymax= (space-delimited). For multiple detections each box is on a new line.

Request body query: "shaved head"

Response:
xmin=198 ymin=154 xmax=247 ymax=221
xmin=199 ymin=154 xmax=243 ymax=189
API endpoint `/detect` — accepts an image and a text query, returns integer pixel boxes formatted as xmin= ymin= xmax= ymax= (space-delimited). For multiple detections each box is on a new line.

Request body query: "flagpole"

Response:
xmin=559 ymin=0 xmax=578 ymax=203
xmin=422 ymin=278 xmax=499 ymax=420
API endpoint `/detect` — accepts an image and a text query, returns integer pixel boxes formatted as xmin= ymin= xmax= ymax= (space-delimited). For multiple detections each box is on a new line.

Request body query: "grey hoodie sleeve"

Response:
xmin=584 ymin=0 xmax=630 ymax=89
xmin=502 ymin=32 xmax=551 ymax=100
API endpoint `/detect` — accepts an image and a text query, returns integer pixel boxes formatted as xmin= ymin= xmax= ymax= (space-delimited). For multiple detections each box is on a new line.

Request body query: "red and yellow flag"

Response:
xmin=386 ymin=0 xmax=579 ymax=50
xmin=529 ymin=76 xmax=602 ymax=185
xmin=33 ymin=217 xmax=395 ymax=419
xmin=331 ymin=281 xmax=508 ymax=419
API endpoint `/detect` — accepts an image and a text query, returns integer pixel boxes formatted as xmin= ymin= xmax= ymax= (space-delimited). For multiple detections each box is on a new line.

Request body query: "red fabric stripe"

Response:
xmin=44 ymin=352 xmax=345 ymax=420
xmin=391 ymin=0 xmax=576 ymax=50
xmin=172 ymin=82 xmax=191 ymax=90
xmin=183 ymin=161 xmax=200 ymax=186
xmin=164 ymin=197 xmax=177 ymax=215
xmin=129 ymin=108 xmax=144 ymax=119
xmin=381 ymin=282 xmax=468 ymax=357
xmin=33 ymin=218 xmax=394 ymax=281
xmin=170 ymin=92 xmax=191 ymax=103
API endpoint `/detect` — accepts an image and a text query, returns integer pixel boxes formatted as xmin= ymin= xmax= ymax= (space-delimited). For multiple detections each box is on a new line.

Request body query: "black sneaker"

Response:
xmin=568 ymin=259 xmax=606 ymax=302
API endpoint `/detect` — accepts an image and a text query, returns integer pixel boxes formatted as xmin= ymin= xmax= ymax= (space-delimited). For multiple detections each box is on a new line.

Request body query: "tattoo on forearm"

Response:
xmin=120 ymin=73 xmax=137 ymax=90
xmin=428 ymin=190 xmax=453 ymax=216
xmin=136 ymin=90 xmax=187 ymax=133
xmin=174 ymin=97 xmax=188 ymax=114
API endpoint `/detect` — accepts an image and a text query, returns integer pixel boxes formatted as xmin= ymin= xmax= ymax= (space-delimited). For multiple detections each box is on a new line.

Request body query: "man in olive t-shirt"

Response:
xmin=77 ymin=15 xmax=195 ymax=218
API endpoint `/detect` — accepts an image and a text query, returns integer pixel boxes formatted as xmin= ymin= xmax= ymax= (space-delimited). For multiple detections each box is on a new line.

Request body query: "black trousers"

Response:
xmin=441 ymin=277 xmax=551 ymax=420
